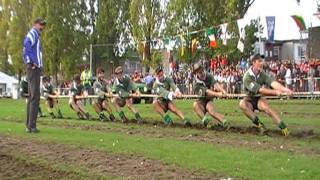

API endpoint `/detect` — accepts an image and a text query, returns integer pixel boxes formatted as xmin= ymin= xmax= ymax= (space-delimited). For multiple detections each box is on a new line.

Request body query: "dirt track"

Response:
xmin=2 ymin=116 xmax=320 ymax=157
xmin=0 ymin=153 xmax=82 ymax=180
xmin=0 ymin=135 xmax=217 ymax=179
xmin=36 ymin=119 xmax=320 ymax=157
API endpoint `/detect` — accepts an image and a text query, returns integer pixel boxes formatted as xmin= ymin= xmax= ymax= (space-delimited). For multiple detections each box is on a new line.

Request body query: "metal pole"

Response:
xmin=89 ymin=44 xmax=93 ymax=75
xmin=258 ymin=16 xmax=263 ymax=55
xmin=308 ymin=22 xmax=311 ymax=60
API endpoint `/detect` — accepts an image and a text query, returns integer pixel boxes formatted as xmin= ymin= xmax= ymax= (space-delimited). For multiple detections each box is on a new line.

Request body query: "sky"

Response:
xmin=243 ymin=0 xmax=320 ymax=40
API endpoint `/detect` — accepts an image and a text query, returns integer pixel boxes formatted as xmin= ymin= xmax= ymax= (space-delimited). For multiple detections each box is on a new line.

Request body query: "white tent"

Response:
xmin=0 ymin=71 xmax=19 ymax=98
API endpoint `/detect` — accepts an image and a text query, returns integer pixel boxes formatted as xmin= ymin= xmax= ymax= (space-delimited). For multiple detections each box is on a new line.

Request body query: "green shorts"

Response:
xmin=96 ymin=97 xmax=107 ymax=106
xmin=157 ymin=98 xmax=171 ymax=113
xmin=116 ymin=97 xmax=127 ymax=107
xmin=196 ymin=98 xmax=213 ymax=113
xmin=47 ymin=97 xmax=55 ymax=108
xmin=244 ymin=96 xmax=261 ymax=111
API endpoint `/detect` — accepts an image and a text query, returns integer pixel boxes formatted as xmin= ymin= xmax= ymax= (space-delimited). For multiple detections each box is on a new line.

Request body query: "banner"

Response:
xmin=266 ymin=16 xmax=275 ymax=42
xmin=142 ymin=41 xmax=147 ymax=60
xmin=220 ymin=23 xmax=228 ymax=45
xmin=237 ymin=19 xmax=246 ymax=53
xmin=191 ymin=38 xmax=198 ymax=54
xmin=179 ymin=34 xmax=185 ymax=56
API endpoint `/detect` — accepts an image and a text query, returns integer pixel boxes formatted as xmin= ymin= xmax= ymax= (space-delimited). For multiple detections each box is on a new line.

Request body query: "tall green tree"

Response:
xmin=164 ymin=0 xmax=256 ymax=63
xmin=6 ymin=0 xmax=33 ymax=79
xmin=242 ymin=19 xmax=263 ymax=57
xmin=0 ymin=0 xmax=14 ymax=75
xmin=129 ymin=0 xmax=164 ymax=69
xmin=31 ymin=0 xmax=90 ymax=81
xmin=164 ymin=0 xmax=202 ymax=64
xmin=90 ymin=0 xmax=132 ymax=74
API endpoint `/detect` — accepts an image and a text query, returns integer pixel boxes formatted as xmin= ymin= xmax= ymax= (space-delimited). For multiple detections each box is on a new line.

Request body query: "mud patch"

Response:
xmin=0 ymin=135 xmax=218 ymax=179
xmin=51 ymin=121 xmax=320 ymax=157
xmin=0 ymin=153 xmax=82 ymax=179
xmin=86 ymin=117 xmax=320 ymax=141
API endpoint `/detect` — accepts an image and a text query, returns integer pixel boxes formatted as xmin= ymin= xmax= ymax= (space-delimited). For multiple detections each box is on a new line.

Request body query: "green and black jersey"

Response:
xmin=70 ymin=81 xmax=84 ymax=98
xmin=20 ymin=80 xmax=28 ymax=97
xmin=93 ymin=79 xmax=111 ymax=100
xmin=113 ymin=75 xmax=137 ymax=99
xmin=243 ymin=67 xmax=273 ymax=97
xmin=153 ymin=76 xmax=178 ymax=101
xmin=193 ymin=73 xmax=216 ymax=101
xmin=42 ymin=83 xmax=54 ymax=99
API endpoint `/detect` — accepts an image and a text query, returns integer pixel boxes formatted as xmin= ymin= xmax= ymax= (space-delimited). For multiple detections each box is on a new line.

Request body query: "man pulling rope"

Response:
xmin=239 ymin=54 xmax=293 ymax=136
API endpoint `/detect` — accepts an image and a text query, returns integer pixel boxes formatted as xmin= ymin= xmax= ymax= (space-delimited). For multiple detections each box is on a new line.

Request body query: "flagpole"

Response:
xmin=258 ymin=16 xmax=263 ymax=55
xmin=309 ymin=16 xmax=312 ymax=60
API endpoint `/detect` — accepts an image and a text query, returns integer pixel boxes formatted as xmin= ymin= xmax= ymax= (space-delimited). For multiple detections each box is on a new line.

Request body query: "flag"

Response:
xmin=158 ymin=39 xmax=164 ymax=49
xmin=179 ymin=34 xmax=185 ymax=56
xmin=237 ymin=19 xmax=246 ymax=53
xmin=237 ymin=28 xmax=245 ymax=53
xmin=207 ymin=28 xmax=217 ymax=48
xmin=266 ymin=16 xmax=275 ymax=42
xmin=191 ymin=38 xmax=198 ymax=54
xmin=291 ymin=15 xmax=307 ymax=31
xmin=164 ymin=37 xmax=173 ymax=52
xmin=164 ymin=37 xmax=170 ymax=45
xmin=220 ymin=23 xmax=228 ymax=45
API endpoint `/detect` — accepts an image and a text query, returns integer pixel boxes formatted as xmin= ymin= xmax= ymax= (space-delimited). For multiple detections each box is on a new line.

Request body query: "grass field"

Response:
xmin=0 ymin=98 xmax=319 ymax=179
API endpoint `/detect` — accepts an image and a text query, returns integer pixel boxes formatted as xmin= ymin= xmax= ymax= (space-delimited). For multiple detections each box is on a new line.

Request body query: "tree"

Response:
xmin=0 ymin=0 xmax=14 ymax=75
xmin=31 ymin=0 xmax=90 ymax=81
xmin=243 ymin=19 xmax=263 ymax=58
xmin=129 ymin=0 xmax=164 ymax=70
xmin=164 ymin=0 xmax=202 ymax=63
xmin=90 ymin=0 xmax=132 ymax=75
xmin=6 ymin=0 xmax=33 ymax=79
xmin=164 ymin=0 xmax=256 ymax=63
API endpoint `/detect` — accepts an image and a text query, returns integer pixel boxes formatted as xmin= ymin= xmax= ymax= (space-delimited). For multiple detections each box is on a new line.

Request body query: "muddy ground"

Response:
xmin=0 ymin=135 xmax=217 ymax=179
xmin=36 ymin=119 xmax=320 ymax=157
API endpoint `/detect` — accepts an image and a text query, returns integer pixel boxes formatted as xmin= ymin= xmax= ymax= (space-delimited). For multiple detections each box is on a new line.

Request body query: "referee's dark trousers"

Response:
xmin=26 ymin=64 xmax=41 ymax=129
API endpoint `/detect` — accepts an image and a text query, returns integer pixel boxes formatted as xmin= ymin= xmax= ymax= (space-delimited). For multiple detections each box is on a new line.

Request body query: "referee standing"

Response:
xmin=23 ymin=17 xmax=46 ymax=133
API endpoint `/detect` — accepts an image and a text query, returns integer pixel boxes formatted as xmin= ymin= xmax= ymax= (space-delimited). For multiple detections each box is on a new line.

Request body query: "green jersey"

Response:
xmin=70 ymin=81 xmax=83 ymax=97
xmin=42 ymin=83 xmax=54 ymax=99
xmin=93 ymin=79 xmax=111 ymax=100
xmin=153 ymin=76 xmax=178 ymax=100
xmin=243 ymin=67 xmax=273 ymax=97
xmin=193 ymin=73 xmax=216 ymax=100
xmin=113 ymin=75 xmax=137 ymax=98
xmin=20 ymin=80 xmax=28 ymax=97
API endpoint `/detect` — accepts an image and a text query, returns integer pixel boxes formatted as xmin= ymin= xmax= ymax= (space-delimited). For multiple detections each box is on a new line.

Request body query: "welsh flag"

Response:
xmin=291 ymin=15 xmax=307 ymax=31
xmin=207 ymin=28 xmax=217 ymax=48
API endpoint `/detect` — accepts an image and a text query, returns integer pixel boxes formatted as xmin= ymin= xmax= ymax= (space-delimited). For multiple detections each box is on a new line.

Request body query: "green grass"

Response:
xmin=1 ymin=120 xmax=320 ymax=179
xmin=3 ymin=98 xmax=320 ymax=132
xmin=0 ymin=98 xmax=320 ymax=179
